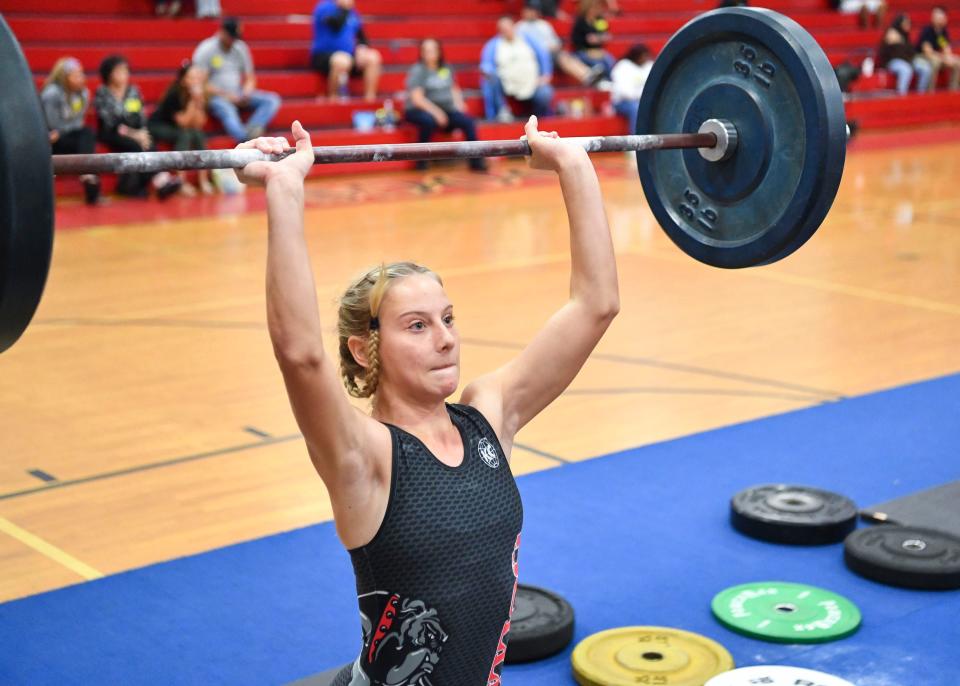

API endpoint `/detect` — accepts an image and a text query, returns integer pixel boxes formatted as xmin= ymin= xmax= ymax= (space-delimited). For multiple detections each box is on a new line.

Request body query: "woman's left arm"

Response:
xmin=462 ymin=116 xmax=619 ymax=442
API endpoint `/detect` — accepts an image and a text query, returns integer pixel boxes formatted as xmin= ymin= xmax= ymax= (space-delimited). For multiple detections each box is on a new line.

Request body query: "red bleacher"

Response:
xmin=2 ymin=0 xmax=959 ymax=197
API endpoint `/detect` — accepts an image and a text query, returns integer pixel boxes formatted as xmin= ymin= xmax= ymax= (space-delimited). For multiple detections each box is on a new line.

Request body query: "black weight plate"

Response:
xmin=636 ymin=7 xmax=846 ymax=268
xmin=844 ymin=525 xmax=960 ymax=590
xmin=731 ymin=484 xmax=857 ymax=545
xmin=504 ymin=584 xmax=575 ymax=664
xmin=0 ymin=16 xmax=54 ymax=354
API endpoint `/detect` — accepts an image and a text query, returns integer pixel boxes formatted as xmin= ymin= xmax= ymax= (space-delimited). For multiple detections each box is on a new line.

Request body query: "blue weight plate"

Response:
xmin=636 ymin=8 xmax=846 ymax=269
xmin=0 ymin=16 xmax=54 ymax=353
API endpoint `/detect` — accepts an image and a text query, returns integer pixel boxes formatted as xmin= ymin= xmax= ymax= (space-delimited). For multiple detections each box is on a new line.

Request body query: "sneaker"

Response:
xmin=157 ymin=176 xmax=183 ymax=201
xmin=495 ymin=106 xmax=514 ymax=123
xmin=82 ymin=176 xmax=101 ymax=206
xmin=585 ymin=63 xmax=606 ymax=86
xmin=245 ymin=124 xmax=265 ymax=140
xmin=414 ymin=160 xmax=429 ymax=172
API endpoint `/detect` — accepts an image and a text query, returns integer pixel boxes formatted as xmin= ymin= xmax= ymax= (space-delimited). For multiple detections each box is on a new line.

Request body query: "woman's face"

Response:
xmin=182 ymin=65 xmax=204 ymax=89
xmin=420 ymin=40 xmax=440 ymax=68
xmin=66 ymin=67 xmax=86 ymax=92
xmin=373 ymin=274 xmax=460 ymax=402
xmin=109 ymin=63 xmax=130 ymax=89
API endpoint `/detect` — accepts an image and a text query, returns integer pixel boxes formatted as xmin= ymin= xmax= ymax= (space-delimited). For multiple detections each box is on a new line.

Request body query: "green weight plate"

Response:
xmin=711 ymin=581 xmax=861 ymax=643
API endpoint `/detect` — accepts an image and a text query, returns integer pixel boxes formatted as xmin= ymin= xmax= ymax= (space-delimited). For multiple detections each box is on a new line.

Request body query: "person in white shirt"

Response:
xmin=610 ymin=43 xmax=652 ymax=132
xmin=480 ymin=16 xmax=555 ymax=121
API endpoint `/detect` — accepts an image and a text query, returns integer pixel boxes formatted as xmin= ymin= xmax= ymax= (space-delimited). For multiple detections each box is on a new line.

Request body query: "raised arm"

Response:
xmin=462 ymin=116 xmax=620 ymax=446
xmin=237 ymin=122 xmax=377 ymax=486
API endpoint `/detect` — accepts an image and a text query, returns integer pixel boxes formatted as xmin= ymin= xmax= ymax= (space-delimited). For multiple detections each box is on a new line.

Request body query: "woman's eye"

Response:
xmin=410 ymin=321 xmax=425 ymax=331
xmin=443 ymin=315 xmax=455 ymax=326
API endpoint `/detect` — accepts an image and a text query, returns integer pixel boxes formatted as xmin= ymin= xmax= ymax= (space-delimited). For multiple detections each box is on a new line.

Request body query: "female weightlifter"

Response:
xmin=237 ymin=116 xmax=619 ymax=686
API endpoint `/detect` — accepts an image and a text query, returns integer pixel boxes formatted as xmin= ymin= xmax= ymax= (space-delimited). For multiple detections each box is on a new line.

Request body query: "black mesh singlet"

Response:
xmin=330 ymin=403 xmax=523 ymax=686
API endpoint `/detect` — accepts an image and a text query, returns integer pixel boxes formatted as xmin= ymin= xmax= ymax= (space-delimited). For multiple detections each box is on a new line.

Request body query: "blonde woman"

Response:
xmin=41 ymin=57 xmax=101 ymax=205
xmin=237 ymin=117 xmax=619 ymax=685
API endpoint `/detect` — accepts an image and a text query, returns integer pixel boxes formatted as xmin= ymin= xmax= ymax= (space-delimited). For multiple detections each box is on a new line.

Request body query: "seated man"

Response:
xmin=311 ymin=0 xmax=382 ymax=102
xmin=192 ymin=17 xmax=281 ymax=142
xmin=480 ymin=16 xmax=554 ymax=122
xmin=917 ymin=5 xmax=960 ymax=91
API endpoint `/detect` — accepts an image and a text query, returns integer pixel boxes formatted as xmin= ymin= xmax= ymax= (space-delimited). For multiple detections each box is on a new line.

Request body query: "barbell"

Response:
xmin=0 ymin=7 xmax=847 ymax=355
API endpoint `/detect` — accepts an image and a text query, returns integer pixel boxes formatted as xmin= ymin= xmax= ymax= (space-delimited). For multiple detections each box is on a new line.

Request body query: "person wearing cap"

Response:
xmin=40 ymin=56 xmax=101 ymax=205
xmin=192 ymin=17 xmax=281 ymax=143
xmin=311 ymin=0 xmax=382 ymax=102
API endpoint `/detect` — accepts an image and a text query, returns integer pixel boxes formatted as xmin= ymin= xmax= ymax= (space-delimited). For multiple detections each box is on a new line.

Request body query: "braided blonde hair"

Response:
xmin=338 ymin=262 xmax=441 ymax=398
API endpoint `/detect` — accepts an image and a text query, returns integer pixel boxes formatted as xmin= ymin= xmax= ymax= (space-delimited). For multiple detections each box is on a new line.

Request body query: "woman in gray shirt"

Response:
xmin=41 ymin=57 xmax=101 ymax=204
xmin=404 ymin=39 xmax=486 ymax=172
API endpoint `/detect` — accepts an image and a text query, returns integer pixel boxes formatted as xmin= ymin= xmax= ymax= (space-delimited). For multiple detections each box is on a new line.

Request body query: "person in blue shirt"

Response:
xmin=480 ymin=16 xmax=554 ymax=122
xmin=311 ymin=0 xmax=382 ymax=101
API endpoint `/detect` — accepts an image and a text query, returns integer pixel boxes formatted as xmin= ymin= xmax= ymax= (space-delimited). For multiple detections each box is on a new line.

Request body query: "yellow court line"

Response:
xmin=623 ymin=248 xmax=960 ymax=317
xmin=0 ymin=517 xmax=104 ymax=581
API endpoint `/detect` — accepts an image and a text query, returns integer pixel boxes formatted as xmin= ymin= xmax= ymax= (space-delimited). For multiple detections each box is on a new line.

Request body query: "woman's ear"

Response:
xmin=347 ymin=335 xmax=369 ymax=369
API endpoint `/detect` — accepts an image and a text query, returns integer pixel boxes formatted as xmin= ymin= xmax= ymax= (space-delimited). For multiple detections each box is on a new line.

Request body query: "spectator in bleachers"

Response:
xmin=40 ymin=57 xmax=101 ymax=205
xmin=519 ymin=1 xmax=606 ymax=86
xmin=836 ymin=0 xmax=887 ymax=29
xmin=878 ymin=15 xmax=933 ymax=95
xmin=196 ymin=0 xmax=221 ymax=18
xmin=610 ymin=44 xmax=653 ymax=132
xmin=918 ymin=6 xmax=960 ymax=91
xmin=311 ymin=0 xmax=383 ymax=102
xmin=192 ymin=17 xmax=281 ymax=143
xmin=94 ymin=55 xmax=182 ymax=200
xmin=148 ymin=62 xmax=216 ymax=196
xmin=480 ymin=17 xmax=554 ymax=122
xmin=571 ymin=0 xmax=616 ymax=80
xmin=153 ymin=1 xmax=182 ymax=17
xmin=404 ymin=38 xmax=487 ymax=173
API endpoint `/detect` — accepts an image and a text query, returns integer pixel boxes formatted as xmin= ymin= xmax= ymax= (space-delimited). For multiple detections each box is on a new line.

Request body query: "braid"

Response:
xmin=363 ymin=329 xmax=382 ymax=397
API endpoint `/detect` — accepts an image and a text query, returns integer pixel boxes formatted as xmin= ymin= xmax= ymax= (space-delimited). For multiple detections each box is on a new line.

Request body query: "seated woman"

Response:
xmin=878 ymin=14 xmax=933 ymax=95
xmin=571 ymin=0 xmax=616 ymax=80
xmin=148 ymin=62 xmax=215 ymax=196
xmin=94 ymin=55 xmax=181 ymax=199
xmin=40 ymin=57 xmax=101 ymax=205
xmin=404 ymin=38 xmax=487 ymax=173
xmin=610 ymin=44 xmax=653 ymax=133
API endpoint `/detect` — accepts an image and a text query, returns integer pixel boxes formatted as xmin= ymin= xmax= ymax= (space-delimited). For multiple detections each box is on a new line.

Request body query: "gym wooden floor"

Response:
xmin=2 ymin=134 xmax=959 ymax=604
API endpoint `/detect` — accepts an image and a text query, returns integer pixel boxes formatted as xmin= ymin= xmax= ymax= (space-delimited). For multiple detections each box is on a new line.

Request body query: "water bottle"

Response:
xmin=383 ymin=98 xmax=396 ymax=131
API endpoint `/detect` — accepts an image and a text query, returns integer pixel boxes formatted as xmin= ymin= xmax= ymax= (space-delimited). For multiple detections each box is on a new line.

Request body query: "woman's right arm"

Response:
xmin=238 ymin=123 xmax=379 ymax=486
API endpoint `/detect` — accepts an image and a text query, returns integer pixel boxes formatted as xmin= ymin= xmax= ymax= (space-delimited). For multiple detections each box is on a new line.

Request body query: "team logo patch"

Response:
xmin=478 ymin=437 xmax=499 ymax=469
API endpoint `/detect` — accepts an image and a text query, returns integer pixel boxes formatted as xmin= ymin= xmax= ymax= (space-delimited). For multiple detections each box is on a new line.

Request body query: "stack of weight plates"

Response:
xmin=844 ymin=525 xmax=960 ymax=590
xmin=504 ymin=584 xmax=575 ymax=663
xmin=730 ymin=484 xmax=857 ymax=544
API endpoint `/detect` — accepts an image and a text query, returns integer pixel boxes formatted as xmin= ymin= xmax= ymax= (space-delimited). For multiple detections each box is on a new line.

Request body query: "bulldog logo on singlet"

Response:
xmin=347 ymin=591 xmax=448 ymax=686
xmin=477 ymin=438 xmax=499 ymax=469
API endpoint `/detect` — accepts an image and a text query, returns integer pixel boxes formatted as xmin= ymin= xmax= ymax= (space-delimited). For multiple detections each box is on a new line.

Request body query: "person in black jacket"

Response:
xmin=94 ymin=55 xmax=181 ymax=199
xmin=878 ymin=14 xmax=933 ymax=94
xmin=571 ymin=0 xmax=615 ymax=79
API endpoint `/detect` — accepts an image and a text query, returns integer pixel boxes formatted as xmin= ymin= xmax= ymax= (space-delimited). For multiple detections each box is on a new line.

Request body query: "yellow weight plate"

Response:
xmin=572 ymin=626 xmax=734 ymax=686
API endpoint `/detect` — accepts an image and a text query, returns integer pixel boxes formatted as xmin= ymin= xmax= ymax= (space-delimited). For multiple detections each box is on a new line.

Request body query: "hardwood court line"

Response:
xmin=0 ymin=430 xmax=568 ymax=501
xmin=461 ymin=337 xmax=843 ymax=400
xmin=513 ymin=442 xmax=570 ymax=464
xmin=37 ymin=253 xmax=578 ymax=325
xmin=622 ymin=247 xmax=960 ymax=318
xmin=0 ymin=433 xmax=302 ymax=502
xmin=0 ymin=517 xmax=103 ymax=581
xmin=563 ymin=386 xmax=831 ymax=403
